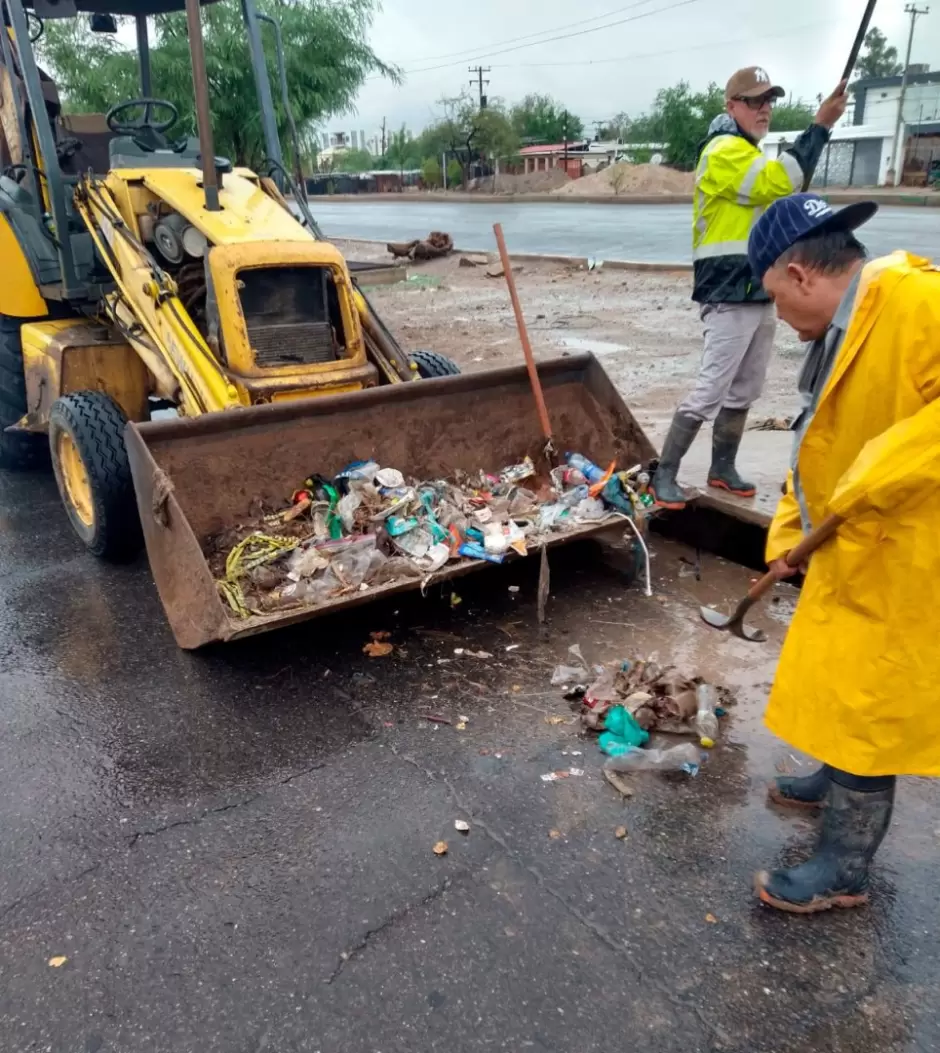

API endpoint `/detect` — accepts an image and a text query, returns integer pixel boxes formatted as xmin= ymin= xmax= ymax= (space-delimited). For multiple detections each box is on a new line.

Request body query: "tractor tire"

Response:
xmin=48 ymin=391 xmax=143 ymax=562
xmin=0 ymin=314 xmax=46 ymax=471
xmin=410 ymin=350 xmax=461 ymax=378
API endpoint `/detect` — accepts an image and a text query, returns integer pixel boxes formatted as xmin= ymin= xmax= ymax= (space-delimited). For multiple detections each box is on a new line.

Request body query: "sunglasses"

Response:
xmin=732 ymin=93 xmax=777 ymax=111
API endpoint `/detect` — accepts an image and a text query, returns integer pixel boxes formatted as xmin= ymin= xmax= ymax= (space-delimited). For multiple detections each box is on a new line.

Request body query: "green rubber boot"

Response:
xmin=708 ymin=408 xmax=756 ymax=498
xmin=650 ymin=412 xmax=702 ymax=510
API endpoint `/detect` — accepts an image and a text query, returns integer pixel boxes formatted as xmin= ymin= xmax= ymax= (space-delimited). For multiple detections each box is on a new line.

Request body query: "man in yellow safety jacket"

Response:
xmin=746 ymin=193 xmax=940 ymax=914
xmin=651 ymin=67 xmax=846 ymax=509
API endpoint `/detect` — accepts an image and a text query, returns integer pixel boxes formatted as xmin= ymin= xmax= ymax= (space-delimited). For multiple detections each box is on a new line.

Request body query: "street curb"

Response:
xmin=307 ymin=190 xmax=940 ymax=208
xmin=333 ymin=237 xmax=692 ymax=273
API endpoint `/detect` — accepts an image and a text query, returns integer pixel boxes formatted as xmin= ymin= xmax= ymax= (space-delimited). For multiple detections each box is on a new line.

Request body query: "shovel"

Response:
xmin=700 ymin=514 xmax=842 ymax=642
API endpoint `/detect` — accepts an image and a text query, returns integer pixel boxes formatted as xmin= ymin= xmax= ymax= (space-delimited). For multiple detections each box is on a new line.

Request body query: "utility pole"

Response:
xmin=380 ymin=117 xmax=387 ymax=158
xmin=562 ymin=110 xmax=569 ymax=175
xmin=891 ymin=4 xmax=930 ymax=186
xmin=469 ymin=66 xmax=490 ymax=109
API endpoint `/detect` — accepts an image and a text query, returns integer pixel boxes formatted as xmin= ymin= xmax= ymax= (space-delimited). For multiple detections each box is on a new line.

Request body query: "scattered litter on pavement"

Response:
xmin=551 ymin=643 xmax=589 ymax=685
xmin=454 ymin=819 xmax=470 ymax=834
xmin=508 ymin=586 xmax=520 ymax=594
xmin=705 ymin=913 xmax=718 ymax=924
xmin=615 ymin=826 xmax=628 ymax=840
xmin=603 ymin=769 xmax=634 ymax=798
xmin=459 ymin=254 xmax=490 ymax=268
xmin=454 ymin=648 xmax=493 ymax=659
xmin=544 ymin=715 xmax=568 ymax=726
xmin=541 ymin=768 xmax=584 ymax=782
xmin=206 ymin=451 xmax=649 ymax=620
xmin=433 ymin=841 xmax=448 ymax=855
xmin=363 ymin=639 xmax=394 ymax=658
xmin=748 ymin=416 xmax=794 ymax=432
xmin=455 ymin=721 xmax=467 ymax=731
xmin=605 ymin=742 xmax=704 ymax=776
xmin=548 ymin=829 xmax=562 ymax=839
xmin=505 ymin=643 xmax=521 ymax=651
xmin=424 ymin=714 xmax=452 ymax=725
xmin=48 ymin=956 xmax=67 ymax=968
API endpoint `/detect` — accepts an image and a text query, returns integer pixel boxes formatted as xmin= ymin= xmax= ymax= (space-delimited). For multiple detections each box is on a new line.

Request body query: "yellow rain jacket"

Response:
xmin=765 ymin=251 xmax=940 ymax=777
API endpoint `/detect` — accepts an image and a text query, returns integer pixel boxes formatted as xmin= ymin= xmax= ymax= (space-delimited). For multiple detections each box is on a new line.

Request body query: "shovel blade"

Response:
xmin=699 ymin=604 xmax=767 ymax=643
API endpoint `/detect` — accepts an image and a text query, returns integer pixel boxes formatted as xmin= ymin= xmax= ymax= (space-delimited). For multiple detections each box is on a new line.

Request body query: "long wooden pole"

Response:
xmin=492 ymin=223 xmax=553 ymax=445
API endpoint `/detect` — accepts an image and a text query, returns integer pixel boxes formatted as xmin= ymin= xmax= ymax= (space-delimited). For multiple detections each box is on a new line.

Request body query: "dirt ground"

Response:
xmin=344 ymin=243 xmax=803 ymax=517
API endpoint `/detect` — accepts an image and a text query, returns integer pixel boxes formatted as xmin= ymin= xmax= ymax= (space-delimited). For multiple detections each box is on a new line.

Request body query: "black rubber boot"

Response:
xmin=768 ymin=766 xmax=829 ymax=811
xmin=650 ymin=412 xmax=702 ymax=510
xmin=708 ymin=407 xmax=756 ymax=498
xmin=755 ymin=774 xmax=895 ymax=914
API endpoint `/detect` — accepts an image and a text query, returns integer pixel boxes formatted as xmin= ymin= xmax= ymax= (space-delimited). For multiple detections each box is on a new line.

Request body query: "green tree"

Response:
xmin=510 ymin=93 xmax=583 ymax=144
xmin=430 ymin=94 xmax=518 ymax=185
xmin=385 ymin=124 xmax=421 ymax=171
xmin=772 ymin=99 xmax=816 ymax=132
xmin=446 ymin=158 xmax=463 ymax=188
xmin=39 ymin=0 xmax=397 ymax=170
xmin=627 ymin=81 xmax=724 ymax=169
xmin=855 ymin=27 xmax=903 ymax=80
xmin=334 ymin=147 xmax=373 ymax=172
xmin=421 ymin=156 xmax=442 ymax=188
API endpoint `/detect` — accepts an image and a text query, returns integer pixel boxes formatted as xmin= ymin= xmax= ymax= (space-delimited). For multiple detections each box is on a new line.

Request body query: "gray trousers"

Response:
xmin=678 ymin=303 xmax=776 ymax=422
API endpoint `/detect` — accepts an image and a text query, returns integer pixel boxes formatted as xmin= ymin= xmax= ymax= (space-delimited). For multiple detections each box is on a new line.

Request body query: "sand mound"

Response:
xmin=552 ymin=162 xmax=693 ymax=196
xmin=469 ymin=170 xmax=571 ymax=194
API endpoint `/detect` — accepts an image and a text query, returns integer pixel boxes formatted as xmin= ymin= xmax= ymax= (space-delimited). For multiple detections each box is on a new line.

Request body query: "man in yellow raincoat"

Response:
xmin=745 ymin=192 xmax=940 ymax=914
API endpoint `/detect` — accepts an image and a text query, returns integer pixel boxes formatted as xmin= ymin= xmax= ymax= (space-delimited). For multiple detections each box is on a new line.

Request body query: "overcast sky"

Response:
xmin=348 ymin=0 xmax=940 ymax=137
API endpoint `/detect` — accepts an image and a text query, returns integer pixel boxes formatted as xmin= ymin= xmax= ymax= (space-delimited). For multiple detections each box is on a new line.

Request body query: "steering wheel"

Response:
xmin=106 ymin=98 xmax=179 ymax=138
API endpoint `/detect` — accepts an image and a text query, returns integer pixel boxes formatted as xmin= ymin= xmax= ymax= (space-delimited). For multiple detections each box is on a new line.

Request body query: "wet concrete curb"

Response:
xmin=309 ymin=190 xmax=940 ymax=208
xmin=336 ymin=238 xmax=692 ymax=274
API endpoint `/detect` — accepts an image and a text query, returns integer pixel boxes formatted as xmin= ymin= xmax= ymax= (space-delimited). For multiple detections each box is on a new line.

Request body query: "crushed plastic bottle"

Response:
xmin=694 ymin=684 xmax=720 ymax=747
xmin=603 ymin=742 xmax=703 ymax=776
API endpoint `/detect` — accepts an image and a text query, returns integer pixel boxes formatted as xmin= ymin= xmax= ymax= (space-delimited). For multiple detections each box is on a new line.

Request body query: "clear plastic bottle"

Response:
xmin=565 ymin=452 xmax=606 ymax=484
xmin=603 ymin=742 xmax=703 ymax=775
xmin=694 ymin=684 xmax=720 ymax=747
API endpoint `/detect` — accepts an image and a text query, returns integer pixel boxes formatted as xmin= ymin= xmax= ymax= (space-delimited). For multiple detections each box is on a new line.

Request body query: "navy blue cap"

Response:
xmin=748 ymin=193 xmax=878 ymax=280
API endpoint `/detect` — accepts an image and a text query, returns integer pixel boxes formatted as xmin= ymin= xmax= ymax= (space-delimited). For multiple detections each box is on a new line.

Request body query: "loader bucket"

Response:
xmin=126 ymin=352 xmax=655 ymax=648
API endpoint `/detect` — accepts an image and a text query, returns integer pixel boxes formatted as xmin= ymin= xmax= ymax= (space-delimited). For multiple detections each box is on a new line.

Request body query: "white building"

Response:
xmin=761 ymin=124 xmax=894 ymax=187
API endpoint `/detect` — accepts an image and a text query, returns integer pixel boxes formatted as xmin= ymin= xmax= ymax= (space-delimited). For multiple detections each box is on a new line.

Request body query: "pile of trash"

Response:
xmin=387 ymin=231 xmax=454 ymax=260
xmin=206 ymin=452 xmax=652 ymax=619
xmin=553 ymin=651 xmax=732 ymax=776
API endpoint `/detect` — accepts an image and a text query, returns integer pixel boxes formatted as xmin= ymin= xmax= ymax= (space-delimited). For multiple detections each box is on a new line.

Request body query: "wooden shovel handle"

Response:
xmin=746 ymin=513 xmax=843 ymax=604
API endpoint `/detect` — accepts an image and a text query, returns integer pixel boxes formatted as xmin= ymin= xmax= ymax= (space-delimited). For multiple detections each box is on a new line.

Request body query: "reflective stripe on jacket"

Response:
xmin=765 ymin=252 xmax=940 ymax=777
xmin=692 ymin=123 xmax=829 ymax=304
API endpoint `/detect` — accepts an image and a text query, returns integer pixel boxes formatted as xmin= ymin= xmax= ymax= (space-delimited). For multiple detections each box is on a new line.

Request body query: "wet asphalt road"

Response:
xmin=2 ymin=467 xmax=940 ymax=1052
xmin=310 ymin=200 xmax=940 ymax=264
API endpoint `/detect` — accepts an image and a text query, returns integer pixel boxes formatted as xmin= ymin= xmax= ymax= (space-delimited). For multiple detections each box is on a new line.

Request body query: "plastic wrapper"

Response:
xmin=337 ymin=491 xmax=362 ymax=532
xmin=551 ymin=644 xmax=588 ymax=685
xmin=603 ymin=742 xmax=703 ymax=776
xmin=393 ymin=524 xmax=433 ymax=559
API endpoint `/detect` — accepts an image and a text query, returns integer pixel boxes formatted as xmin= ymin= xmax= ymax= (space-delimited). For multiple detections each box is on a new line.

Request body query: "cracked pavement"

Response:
xmin=1 ymin=467 xmax=939 ymax=1052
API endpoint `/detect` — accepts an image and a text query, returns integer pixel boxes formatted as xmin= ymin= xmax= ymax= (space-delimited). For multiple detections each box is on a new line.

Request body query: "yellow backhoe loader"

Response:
xmin=0 ymin=0 xmax=765 ymax=647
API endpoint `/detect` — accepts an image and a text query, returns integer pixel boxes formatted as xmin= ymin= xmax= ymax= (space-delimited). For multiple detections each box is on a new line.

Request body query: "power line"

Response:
xmin=400 ymin=0 xmax=707 ymax=75
xmin=397 ymin=0 xmax=665 ymax=66
xmin=474 ymin=16 xmax=839 ymax=70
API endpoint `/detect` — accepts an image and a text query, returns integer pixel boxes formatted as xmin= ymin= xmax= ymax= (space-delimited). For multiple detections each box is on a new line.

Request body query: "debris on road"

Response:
xmin=454 ymin=648 xmax=493 ymax=659
xmin=548 ymin=828 xmax=562 ymax=839
xmin=551 ymin=643 xmax=589 ymax=686
xmin=544 ymin=715 xmax=568 ymax=726
xmin=433 ymin=840 xmax=449 ymax=855
xmin=615 ymin=825 xmax=628 ymax=840
xmin=598 ymin=705 xmax=650 ymax=756
xmin=454 ymin=819 xmax=470 ymax=834
xmin=579 ymin=658 xmax=730 ymax=737
xmin=388 ymin=231 xmax=454 ymax=260
xmin=604 ymin=742 xmax=703 ymax=776
xmin=207 ymin=451 xmax=649 ymax=621
xmin=459 ymin=254 xmax=490 ymax=268
xmin=363 ymin=630 xmax=394 ymax=658
xmin=541 ymin=768 xmax=584 ymax=782
xmin=48 ymin=956 xmax=67 ymax=968
xmin=424 ymin=714 xmax=452 ymax=725
xmin=603 ymin=769 xmax=635 ymax=798
xmin=748 ymin=416 xmax=794 ymax=432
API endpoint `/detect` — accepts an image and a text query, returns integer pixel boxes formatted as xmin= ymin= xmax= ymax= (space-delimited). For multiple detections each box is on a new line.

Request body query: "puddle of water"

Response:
xmin=557 ymin=336 xmax=630 ymax=356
